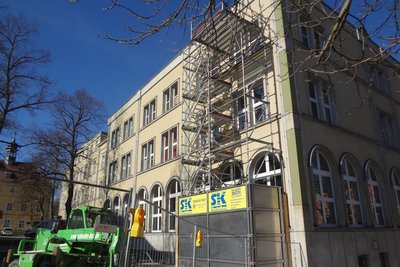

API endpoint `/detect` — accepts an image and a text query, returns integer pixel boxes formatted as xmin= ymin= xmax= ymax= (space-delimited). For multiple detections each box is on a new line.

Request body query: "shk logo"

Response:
xmin=211 ymin=192 xmax=227 ymax=209
xmin=180 ymin=198 xmax=192 ymax=212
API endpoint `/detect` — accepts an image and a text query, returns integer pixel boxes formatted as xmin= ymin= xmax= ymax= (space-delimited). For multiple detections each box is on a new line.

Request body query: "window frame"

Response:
xmin=123 ymin=116 xmax=134 ymax=140
xmin=234 ymin=78 xmax=268 ymax=131
xmin=143 ymin=99 xmax=157 ymax=126
xmin=366 ymin=164 xmax=385 ymax=226
xmin=252 ymin=153 xmax=282 ymax=187
xmin=151 ymin=185 xmax=163 ymax=232
xmin=308 ymin=78 xmax=335 ymax=124
xmin=167 ymin=180 xmax=181 ymax=232
xmin=341 ymin=159 xmax=363 ymax=226
xmin=161 ymin=126 xmax=178 ymax=163
xmin=163 ymin=81 xmax=179 ymax=113
xmin=108 ymin=160 xmax=118 ymax=184
xmin=391 ymin=168 xmax=400 ymax=216
xmin=141 ymin=139 xmax=155 ymax=171
xmin=121 ymin=153 xmax=132 ymax=180
xmin=6 ymin=203 xmax=12 ymax=211
xmin=311 ymin=151 xmax=337 ymax=226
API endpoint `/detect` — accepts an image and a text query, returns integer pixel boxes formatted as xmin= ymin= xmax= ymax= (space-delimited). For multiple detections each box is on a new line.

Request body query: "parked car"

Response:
xmin=1 ymin=227 xmax=13 ymax=236
xmin=24 ymin=218 xmax=66 ymax=238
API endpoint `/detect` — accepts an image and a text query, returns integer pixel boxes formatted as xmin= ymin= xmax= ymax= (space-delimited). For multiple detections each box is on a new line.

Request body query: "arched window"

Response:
xmin=252 ymin=153 xmax=282 ymax=187
xmin=103 ymin=199 xmax=111 ymax=210
xmin=113 ymin=196 xmax=120 ymax=214
xmin=151 ymin=185 xmax=163 ymax=232
xmin=167 ymin=180 xmax=181 ymax=232
xmin=341 ymin=158 xmax=363 ymax=225
xmin=311 ymin=151 xmax=336 ymax=225
xmin=137 ymin=188 xmax=148 ymax=231
xmin=392 ymin=168 xmax=400 ymax=216
xmin=122 ymin=194 xmax=129 ymax=219
xmin=219 ymin=161 xmax=242 ymax=185
xmin=367 ymin=164 xmax=384 ymax=226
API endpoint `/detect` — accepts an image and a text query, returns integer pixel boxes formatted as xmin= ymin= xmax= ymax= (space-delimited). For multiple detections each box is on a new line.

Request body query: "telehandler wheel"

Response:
xmin=8 ymin=259 xmax=19 ymax=267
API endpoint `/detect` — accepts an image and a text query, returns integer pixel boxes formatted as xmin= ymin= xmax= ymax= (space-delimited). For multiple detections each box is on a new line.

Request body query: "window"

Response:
xmin=21 ymin=203 xmax=27 ymax=212
xmin=151 ymin=185 xmax=163 ymax=232
xmin=143 ymin=99 xmax=156 ymax=126
xmin=342 ymin=159 xmax=363 ymax=225
xmin=220 ymin=161 xmax=242 ymax=184
xmin=300 ymin=25 xmax=311 ymax=47
xmin=163 ymin=81 xmax=178 ymax=113
xmin=36 ymin=204 xmax=40 ymax=212
xmin=111 ymin=127 xmax=121 ymax=149
xmin=122 ymin=194 xmax=129 ymax=219
xmin=308 ymin=79 xmax=335 ymax=124
xmin=4 ymin=219 xmax=10 ymax=227
xmin=392 ymin=168 xmax=400 ymax=215
xmin=372 ymin=67 xmax=389 ymax=94
xmin=366 ymin=165 xmax=385 ymax=226
xmin=358 ymin=254 xmax=369 ymax=267
xmin=123 ymin=116 xmax=134 ymax=140
xmin=121 ymin=153 xmax=131 ymax=179
xmin=378 ymin=110 xmax=398 ymax=147
xmin=313 ymin=30 xmax=324 ymax=49
xmin=6 ymin=203 xmax=12 ymax=211
xmin=113 ymin=196 xmax=120 ymax=222
xmin=161 ymin=127 xmax=178 ymax=162
xmin=101 ymin=153 xmax=106 ymax=169
xmin=103 ymin=199 xmax=111 ymax=210
xmin=141 ymin=140 xmax=155 ymax=171
xmin=10 ymin=187 xmax=14 ymax=193
xmin=137 ymin=188 xmax=148 ymax=231
xmin=167 ymin=180 xmax=181 ymax=231
xmin=379 ymin=252 xmax=390 ymax=267
xmin=234 ymin=79 xmax=268 ymax=130
xmin=67 ymin=209 xmax=85 ymax=229
xmin=311 ymin=151 xmax=336 ymax=225
xmin=18 ymin=220 xmax=25 ymax=228
xmin=108 ymin=161 xmax=118 ymax=184
xmin=253 ymin=153 xmax=282 ymax=187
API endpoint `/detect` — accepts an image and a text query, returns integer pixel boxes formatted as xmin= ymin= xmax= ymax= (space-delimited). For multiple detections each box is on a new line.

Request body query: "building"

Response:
xmin=60 ymin=0 xmax=400 ymax=266
xmin=0 ymin=141 xmax=52 ymax=235
xmin=58 ymin=132 xmax=108 ymax=218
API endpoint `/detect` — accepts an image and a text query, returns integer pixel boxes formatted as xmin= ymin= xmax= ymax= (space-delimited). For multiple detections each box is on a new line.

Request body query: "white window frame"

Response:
xmin=168 ymin=180 xmax=181 ymax=232
xmin=109 ymin=161 xmax=118 ymax=184
xmin=18 ymin=220 xmax=25 ymax=229
xmin=121 ymin=153 xmax=131 ymax=179
xmin=123 ymin=116 xmax=134 ymax=140
xmin=342 ymin=159 xmax=363 ymax=226
xmin=392 ymin=168 xmax=400 ymax=216
xmin=308 ymin=79 xmax=334 ymax=124
xmin=163 ymin=81 xmax=178 ymax=113
xmin=312 ymin=151 xmax=337 ymax=226
xmin=367 ymin=165 xmax=385 ymax=226
xmin=137 ymin=188 xmax=148 ymax=232
xmin=142 ymin=140 xmax=154 ymax=171
xmin=143 ymin=99 xmax=157 ymax=126
xmin=161 ymin=127 xmax=178 ymax=162
xmin=253 ymin=153 xmax=282 ymax=187
xmin=235 ymin=78 xmax=267 ymax=131
xmin=151 ymin=185 xmax=163 ymax=232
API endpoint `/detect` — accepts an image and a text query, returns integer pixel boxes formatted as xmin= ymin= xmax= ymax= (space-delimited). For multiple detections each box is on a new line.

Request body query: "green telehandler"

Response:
xmin=7 ymin=205 xmax=123 ymax=267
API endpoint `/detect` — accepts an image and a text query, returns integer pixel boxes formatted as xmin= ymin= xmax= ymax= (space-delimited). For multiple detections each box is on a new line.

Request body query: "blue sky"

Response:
xmin=3 ymin=0 xmax=187 ymax=159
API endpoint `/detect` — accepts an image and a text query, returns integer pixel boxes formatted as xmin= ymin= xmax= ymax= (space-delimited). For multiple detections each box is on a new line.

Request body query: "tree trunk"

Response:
xmin=65 ymin=183 xmax=74 ymax=219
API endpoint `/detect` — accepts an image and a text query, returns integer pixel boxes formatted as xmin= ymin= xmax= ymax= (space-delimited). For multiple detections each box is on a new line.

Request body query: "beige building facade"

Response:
xmin=59 ymin=1 xmax=400 ymax=266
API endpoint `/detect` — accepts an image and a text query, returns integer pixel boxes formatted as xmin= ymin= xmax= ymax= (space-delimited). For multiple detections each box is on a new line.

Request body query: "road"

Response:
xmin=0 ymin=236 xmax=25 ymax=266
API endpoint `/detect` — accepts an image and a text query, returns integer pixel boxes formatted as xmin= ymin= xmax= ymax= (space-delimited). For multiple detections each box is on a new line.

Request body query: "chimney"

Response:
xmin=5 ymin=139 xmax=18 ymax=165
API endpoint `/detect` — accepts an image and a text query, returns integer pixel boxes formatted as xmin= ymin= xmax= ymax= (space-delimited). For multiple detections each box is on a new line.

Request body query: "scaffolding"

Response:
xmin=181 ymin=1 xmax=276 ymax=196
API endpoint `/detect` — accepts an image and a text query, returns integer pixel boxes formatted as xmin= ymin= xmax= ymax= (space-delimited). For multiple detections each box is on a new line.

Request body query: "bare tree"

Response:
xmin=69 ymin=0 xmax=398 ymax=75
xmin=34 ymin=89 xmax=105 ymax=218
xmin=30 ymin=150 xmax=64 ymax=218
xmin=0 ymin=14 xmax=52 ymax=135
